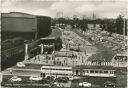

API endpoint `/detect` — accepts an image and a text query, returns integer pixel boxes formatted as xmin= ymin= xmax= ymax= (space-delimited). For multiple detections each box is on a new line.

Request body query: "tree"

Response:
xmin=116 ymin=15 xmax=124 ymax=34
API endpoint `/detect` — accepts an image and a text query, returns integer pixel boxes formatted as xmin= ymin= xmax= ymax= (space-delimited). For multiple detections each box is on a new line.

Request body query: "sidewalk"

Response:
xmin=23 ymin=54 xmax=54 ymax=65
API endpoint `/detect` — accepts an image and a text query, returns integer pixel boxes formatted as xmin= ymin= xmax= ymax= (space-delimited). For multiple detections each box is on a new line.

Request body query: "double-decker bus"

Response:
xmin=40 ymin=65 xmax=73 ymax=78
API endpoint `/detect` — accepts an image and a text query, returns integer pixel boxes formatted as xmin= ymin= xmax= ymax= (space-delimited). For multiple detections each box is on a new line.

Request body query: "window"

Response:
xmin=95 ymin=70 xmax=99 ymax=73
xmin=6 ymin=53 xmax=9 ymax=57
xmin=84 ymin=70 xmax=89 ymax=73
xmin=104 ymin=71 xmax=108 ymax=74
xmin=110 ymin=71 xmax=114 ymax=74
xmin=99 ymin=70 xmax=103 ymax=73
xmin=90 ymin=70 xmax=94 ymax=73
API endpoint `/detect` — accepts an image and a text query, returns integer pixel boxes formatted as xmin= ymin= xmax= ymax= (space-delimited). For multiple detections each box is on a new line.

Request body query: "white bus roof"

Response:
xmin=41 ymin=65 xmax=72 ymax=69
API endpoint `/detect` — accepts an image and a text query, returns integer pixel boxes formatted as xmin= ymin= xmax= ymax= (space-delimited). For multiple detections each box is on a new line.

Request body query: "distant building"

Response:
xmin=87 ymin=24 xmax=101 ymax=30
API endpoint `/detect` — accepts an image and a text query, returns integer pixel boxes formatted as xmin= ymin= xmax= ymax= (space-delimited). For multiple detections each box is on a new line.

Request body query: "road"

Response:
xmin=72 ymin=29 xmax=115 ymax=62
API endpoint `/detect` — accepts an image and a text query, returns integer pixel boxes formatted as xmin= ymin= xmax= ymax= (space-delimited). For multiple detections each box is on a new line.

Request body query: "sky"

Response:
xmin=1 ymin=0 xmax=128 ymax=18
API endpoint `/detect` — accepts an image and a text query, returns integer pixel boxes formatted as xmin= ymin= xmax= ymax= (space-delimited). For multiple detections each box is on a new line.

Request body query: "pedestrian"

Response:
xmin=10 ymin=69 xmax=13 ymax=74
xmin=34 ymin=56 xmax=37 ymax=62
xmin=38 ymin=55 xmax=40 ymax=61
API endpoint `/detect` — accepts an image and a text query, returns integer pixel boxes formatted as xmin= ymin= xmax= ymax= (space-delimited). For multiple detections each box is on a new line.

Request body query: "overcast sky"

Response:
xmin=1 ymin=0 xmax=128 ymax=18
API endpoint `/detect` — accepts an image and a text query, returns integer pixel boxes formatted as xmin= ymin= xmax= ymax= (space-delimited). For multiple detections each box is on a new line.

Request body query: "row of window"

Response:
xmin=42 ymin=72 xmax=72 ymax=76
xmin=83 ymin=70 xmax=115 ymax=74
xmin=41 ymin=68 xmax=72 ymax=71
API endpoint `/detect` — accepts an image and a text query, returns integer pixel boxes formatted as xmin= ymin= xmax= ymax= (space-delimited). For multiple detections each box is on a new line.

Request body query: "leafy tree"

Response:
xmin=116 ymin=15 xmax=124 ymax=34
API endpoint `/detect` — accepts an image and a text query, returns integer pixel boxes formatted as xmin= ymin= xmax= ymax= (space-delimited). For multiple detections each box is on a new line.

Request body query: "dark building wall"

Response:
xmin=2 ymin=32 xmax=35 ymax=41
xmin=1 ymin=17 xmax=37 ymax=32
xmin=1 ymin=12 xmax=37 ymax=41
xmin=1 ymin=12 xmax=52 ymax=41
xmin=1 ymin=44 xmax=25 ymax=71
xmin=1 ymin=12 xmax=52 ymax=70
xmin=37 ymin=16 xmax=51 ymax=38
xmin=1 ymin=37 xmax=25 ymax=71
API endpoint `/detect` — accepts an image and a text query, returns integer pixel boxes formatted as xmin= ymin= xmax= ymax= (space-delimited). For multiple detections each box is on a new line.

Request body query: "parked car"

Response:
xmin=29 ymin=76 xmax=43 ymax=81
xmin=69 ymin=76 xmax=74 ymax=81
xmin=52 ymin=82 xmax=64 ymax=87
xmin=46 ymin=76 xmax=55 ymax=81
xmin=16 ymin=62 xmax=25 ymax=67
xmin=79 ymin=82 xmax=92 ymax=87
xmin=104 ymin=81 xmax=116 ymax=87
xmin=10 ymin=76 xmax=22 ymax=82
xmin=56 ymin=77 xmax=69 ymax=83
xmin=79 ymin=82 xmax=83 ymax=86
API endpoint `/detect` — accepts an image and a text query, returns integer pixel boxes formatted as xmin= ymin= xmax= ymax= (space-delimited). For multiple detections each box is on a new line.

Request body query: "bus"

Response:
xmin=40 ymin=65 xmax=73 ymax=79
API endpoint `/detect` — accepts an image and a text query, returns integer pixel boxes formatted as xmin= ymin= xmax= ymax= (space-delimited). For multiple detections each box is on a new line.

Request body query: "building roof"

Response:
xmin=41 ymin=65 xmax=72 ymax=69
xmin=1 ymin=12 xmax=35 ymax=18
xmin=48 ymin=29 xmax=62 ymax=38
xmin=41 ymin=29 xmax=62 ymax=40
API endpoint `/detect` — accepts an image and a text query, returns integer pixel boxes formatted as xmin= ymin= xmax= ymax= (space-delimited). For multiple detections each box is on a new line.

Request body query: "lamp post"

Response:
xmin=41 ymin=43 xmax=44 ymax=55
xmin=25 ymin=43 xmax=29 ymax=60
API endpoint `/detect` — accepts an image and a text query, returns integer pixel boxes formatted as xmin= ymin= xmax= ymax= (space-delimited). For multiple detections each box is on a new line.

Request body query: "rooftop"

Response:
xmin=1 ymin=12 xmax=35 ymax=18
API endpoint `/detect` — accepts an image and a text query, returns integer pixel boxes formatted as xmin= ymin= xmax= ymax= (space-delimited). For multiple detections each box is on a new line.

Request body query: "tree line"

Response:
xmin=51 ymin=15 xmax=127 ymax=35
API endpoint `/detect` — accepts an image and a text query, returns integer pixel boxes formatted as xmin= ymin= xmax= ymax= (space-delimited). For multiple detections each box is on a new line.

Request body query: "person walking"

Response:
xmin=10 ymin=69 xmax=13 ymax=74
xmin=37 ymin=55 xmax=40 ymax=61
xmin=34 ymin=56 xmax=37 ymax=62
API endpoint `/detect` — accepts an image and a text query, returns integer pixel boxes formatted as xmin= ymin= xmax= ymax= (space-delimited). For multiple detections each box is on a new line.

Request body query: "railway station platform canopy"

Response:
xmin=40 ymin=29 xmax=62 ymax=40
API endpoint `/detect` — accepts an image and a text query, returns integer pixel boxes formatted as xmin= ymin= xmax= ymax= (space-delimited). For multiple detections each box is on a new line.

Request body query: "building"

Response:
xmin=53 ymin=51 xmax=87 ymax=66
xmin=24 ymin=28 xmax=62 ymax=59
xmin=1 ymin=12 xmax=51 ymax=41
xmin=87 ymin=24 xmax=101 ymax=30
xmin=1 ymin=12 xmax=51 ymax=70
xmin=39 ymin=51 xmax=87 ymax=67
xmin=36 ymin=16 xmax=51 ymax=39
xmin=1 ymin=37 xmax=25 ymax=71
xmin=40 ymin=65 xmax=73 ymax=78
xmin=40 ymin=28 xmax=62 ymax=53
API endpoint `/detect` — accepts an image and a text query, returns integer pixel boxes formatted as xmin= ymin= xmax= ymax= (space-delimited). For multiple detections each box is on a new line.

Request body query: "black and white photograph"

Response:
xmin=0 ymin=0 xmax=127 ymax=88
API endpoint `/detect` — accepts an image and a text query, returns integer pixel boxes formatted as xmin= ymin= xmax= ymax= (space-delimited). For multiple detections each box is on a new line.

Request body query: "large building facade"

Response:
xmin=1 ymin=12 xmax=52 ymax=70
xmin=1 ymin=12 xmax=51 ymax=41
